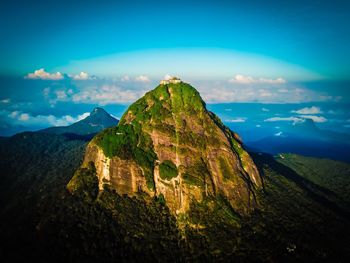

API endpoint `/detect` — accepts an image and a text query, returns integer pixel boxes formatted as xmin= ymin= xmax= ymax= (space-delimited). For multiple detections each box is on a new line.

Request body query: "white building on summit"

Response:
xmin=160 ymin=77 xmax=182 ymax=85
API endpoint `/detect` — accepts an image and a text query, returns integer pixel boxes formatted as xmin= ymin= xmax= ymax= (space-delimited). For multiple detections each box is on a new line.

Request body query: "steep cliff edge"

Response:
xmin=69 ymin=79 xmax=261 ymax=215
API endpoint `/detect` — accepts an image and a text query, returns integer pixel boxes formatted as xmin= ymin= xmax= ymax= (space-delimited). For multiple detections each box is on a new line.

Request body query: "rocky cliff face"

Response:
xmin=73 ymin=80 xmax=262 ymax=215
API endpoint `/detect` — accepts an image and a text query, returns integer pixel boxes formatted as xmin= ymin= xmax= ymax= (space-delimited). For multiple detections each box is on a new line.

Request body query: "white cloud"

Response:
xmin=230 ymin=74 xmax=254 ymax=84
xmin=256 ymin=124 xmax=261 ymax=128
xmin=121 ymin=75 xmax=130 ymax=82
xmin=9 ymin=111 xmax=19 ymax=118
xmin=55 ymin=90 xmax=68 ymax=100
xmin=0 ymin=98 xmax=10 ymax=104
xmin=135 ymin=75 xmax=150 ymax=82
xmin=197 ymin=81 xmax=335 ymax=103
xmin=264 ymin=117 xmax=305 ymax=124
xmin=299 ymin=115 xmax=327 ymax=123
xmin=6 ymin=110 xmax=90 ymax=127
xmin=292 ymin=106 xmax=322 ymax=114
xmin=72 ymin=84 xmax=146 ymax=105
xmin=264 ymin=115 xmax=327 ymax=124
xmin=164 ymin=74 xmax=174 ymax=80
xmin=42 ymin=88 xmax=74 ymax=107
xmin=228 ymin=74 xmax=286 ymax=84
xmin=77 ymin=112 xmax=90 ymax=121
xmin=224 ymin=118 xmax=246 ymax=123
xmin=260 ymin=77 xmax=286 ymax=84
xmin=72 ymin=72 xmax=90 ymax=80
xmin=261 ymin=107 xmax=269 ymax=112
xmin=19 ymin=113 xmax=30 ymax=121
xmin=26 ymin=68 xmax=64 ymax=80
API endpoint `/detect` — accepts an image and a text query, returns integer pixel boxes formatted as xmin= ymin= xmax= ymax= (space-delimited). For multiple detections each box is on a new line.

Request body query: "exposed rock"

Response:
xmin=73 ymin=80 xmax=262 ymax=216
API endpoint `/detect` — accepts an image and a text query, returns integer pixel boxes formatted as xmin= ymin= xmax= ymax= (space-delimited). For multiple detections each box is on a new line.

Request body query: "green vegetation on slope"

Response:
xmin=219 ymin=157 xmax=234 ymax=180
xmin=39 ymin=184 xmax=183 ymax=262
xmin=93 ymin=82 xmax=208 ymax=191
xmin=94 ymin=122 xmax=157 ymax=190
xmin=67 ymin=161 xmax=99 ymax=202
xmin=159 ymin=160 xmax=178 ymax=180
xmin=277 ymin=153 xmax=350 ymax=210
xmin=2 ymin=128 xmax=350 ymax=262
xmin=0 ymin=132 xmax=87 ymax=262
xmin=93 ymin=82 xmax=253 ymax=194
xmin=166 ymin=82 xmax=205 ymax=114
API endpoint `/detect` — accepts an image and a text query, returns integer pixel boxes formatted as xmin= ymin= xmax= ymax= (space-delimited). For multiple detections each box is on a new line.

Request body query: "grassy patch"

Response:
xmin=219 ymin=157 xmax=233 ymax=180
xmin=94 ymin=122 xmax=157 ymax=191
xmin=159 ymin=160 xmax=178 ymax=180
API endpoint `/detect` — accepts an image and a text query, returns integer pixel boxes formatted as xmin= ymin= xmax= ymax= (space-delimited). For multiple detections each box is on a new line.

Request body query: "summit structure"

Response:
xmin=160 ymin=76 xmax=182 ymax=85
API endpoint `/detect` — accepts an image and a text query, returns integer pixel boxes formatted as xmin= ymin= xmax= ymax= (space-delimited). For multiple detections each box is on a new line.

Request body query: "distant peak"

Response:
xmin=90 ymin=107 xmax=107 ymax=115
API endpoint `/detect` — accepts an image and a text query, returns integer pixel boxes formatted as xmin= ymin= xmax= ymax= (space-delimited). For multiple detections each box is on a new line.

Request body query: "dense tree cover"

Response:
xmin=67 ymin=161 xmax=99 ymax=202
xmin=277 ymin=154 xmax=350 ymax=205
xmin=1 ymin=130 xmax=350 ymax=261
xmin=0 ymin=132 xmax=87 ymax=262
xmin=37 ymin=153 xmax=350 ymax=262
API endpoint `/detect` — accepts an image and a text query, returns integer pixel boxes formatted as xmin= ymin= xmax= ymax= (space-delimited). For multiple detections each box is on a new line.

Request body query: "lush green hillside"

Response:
xmin=35 ymin=153 xmax=350 ymax=261
xmin=277 ymin=154 xmax=350 ymax=205
xmin=3 ymin=150 xmax=348 ymax=262
xmin=1 ymin=105 xmax=350 ymax=261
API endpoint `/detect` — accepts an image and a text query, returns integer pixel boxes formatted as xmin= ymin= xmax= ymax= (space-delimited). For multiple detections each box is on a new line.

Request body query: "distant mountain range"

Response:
xmin=39 ymin=107 xmax=118 ymax=139
xmin=245 ymin=118 xmax=350 ymax=162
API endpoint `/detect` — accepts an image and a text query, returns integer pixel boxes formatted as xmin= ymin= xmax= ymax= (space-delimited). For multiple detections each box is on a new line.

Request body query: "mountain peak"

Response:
xmin=40 ymin=107 xmax=118 ymax=136
xmin=123 ymin=81 xmax=206 ymax=122
xmin=293 ymin=117 xmax=319 ymax=134
xmin=90 ymin=107 xmax=108 ymax=116
xmin=74 ymin=82 xmax=261 ymax=216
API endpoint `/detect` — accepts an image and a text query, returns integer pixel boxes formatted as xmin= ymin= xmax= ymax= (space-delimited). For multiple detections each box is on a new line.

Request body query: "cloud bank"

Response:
xmin=291 ymin=106 xmax=322 ymax=114
xmin=26 ymin=68 xmax=64 ymax=80
xmin=135 ymin=75 xmax=151 ymax=82
xmin=229 ymin=74 xmax=286 ymax=84
xmin=21 ymin=70 xmax=344 ymax=105
xmin=72 ymin=72 xmax=90 ymax=80
xmin=264 ymin=115 xmax=327 ymax=124
xmin=4 ymin=110 xmax=90 ymax=127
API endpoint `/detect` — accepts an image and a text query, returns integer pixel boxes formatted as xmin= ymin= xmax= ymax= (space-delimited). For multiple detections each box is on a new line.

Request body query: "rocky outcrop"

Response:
xmin=75 ymin=79 xmax=262 ymax=216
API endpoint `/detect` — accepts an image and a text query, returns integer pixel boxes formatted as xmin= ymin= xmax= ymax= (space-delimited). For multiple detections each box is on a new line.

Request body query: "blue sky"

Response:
xmin=1 ymin=0 xmax=350 ymax=78
xmin=0 ymin=0 xmax=349 ymax=135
